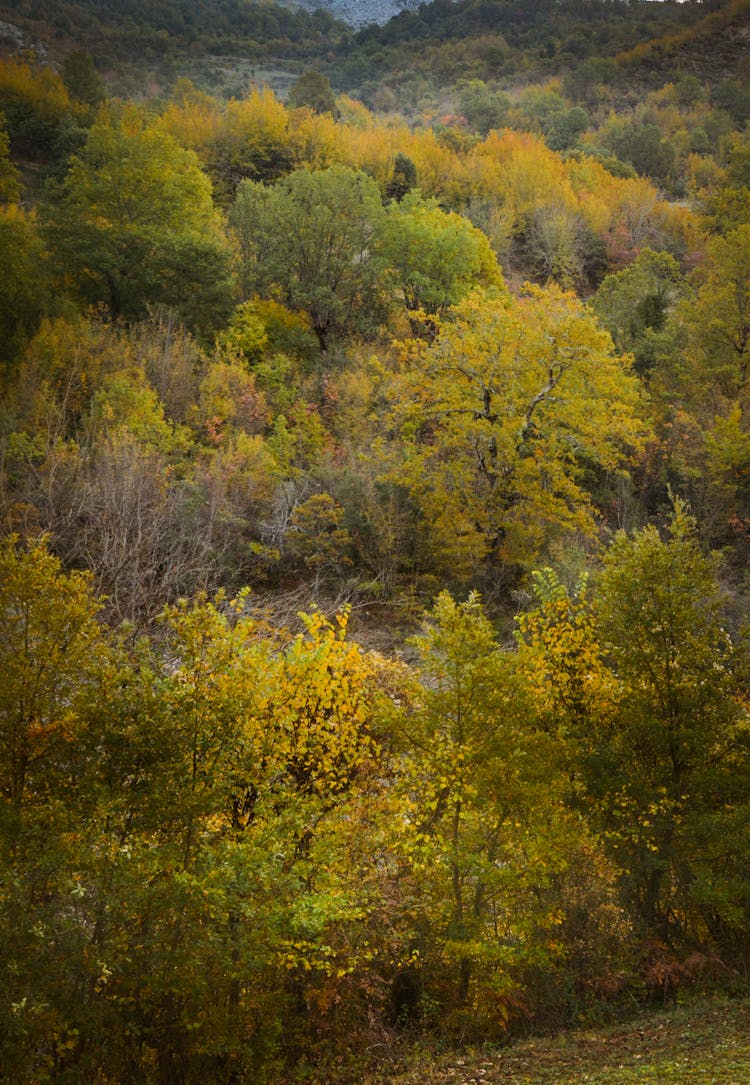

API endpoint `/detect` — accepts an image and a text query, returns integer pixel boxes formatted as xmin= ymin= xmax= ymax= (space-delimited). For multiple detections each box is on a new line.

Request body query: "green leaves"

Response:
xmin=588 ymin=502 xmax=750 ymax=935
xmin=43 ymin=111 xmax=235 ymax=335
xmin=231 ymin=165 xmax=387 ymax=351
xmin=379 ymin=191 xmax=505 ymax=334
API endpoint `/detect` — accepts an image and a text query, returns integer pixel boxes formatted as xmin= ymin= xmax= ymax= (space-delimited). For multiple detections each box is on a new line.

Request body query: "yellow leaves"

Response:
xmin=471 ymin=129 xmax=574 ymax=220
xmin=157 ymin=81 xmax=221 ymax=151
xmin=383 ymin=284 xmax=647 ymax=573
xmin=193 ymin=359 xmax=268 ymax=445
xmin=0 ymin=55 xmax=76 ymax=124
xmin=514 ymin=571 xmax=623 ymax=744
xmin=163 ymin=597 xmax=386 ymax=802
xmin=277 ymin=934 xmax=373 ymax=977
xmin=0 ymin=537 xmax=109 ymax=812
xmin=158 ymin=84 xmax=290 ymax=183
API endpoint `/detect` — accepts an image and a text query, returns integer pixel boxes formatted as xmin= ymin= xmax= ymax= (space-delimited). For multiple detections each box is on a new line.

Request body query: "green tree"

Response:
xmin=544 ymin=106 xmax=589 ymax=153
xmin=0 ymin=115 xmax=20 ymax=204
xmin=61 ymin=50 xmax=106 ymax=112
xmin=593 ymin=501 xmax=750 ymax=942
xmin=592 ymin=247 xmax=682 ymax=374
xmin=43 ymin=111 xmax=235 ymax=335
xmin=0 ymin=539 xmax=114 ymax=1081
xmin=231 ymin=165 xmax=387 ymax=350
xmin=379 ymin=191 xmax=504 ymax=337
xmin=288 ymin=69 xmax=338 ymax=116
xmin=0 ymin=205 xmax=51 ymax=366
xmin=385 ymin=151 xmax=418 ymax=202
xmin=608 ymin=121 xmax=675 ymax=186
xmin=679 ymin=224 xmax=750 ymax=404
xmin=458 ymin=79 xmax=510 ymax=137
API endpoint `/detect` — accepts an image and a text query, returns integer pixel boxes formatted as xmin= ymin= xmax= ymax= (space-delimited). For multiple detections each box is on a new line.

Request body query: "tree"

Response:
xmin=61 ymin=50 xmax=106 ymax=112
xmin=678 ymin=224 xmax=750 ymax=405
xmin=288 ymin=69 xmax=338 ymax=117
xmin=393 ymin=592 xmax=586 ymax=1035
xmin=42 ymin=111 xmax=235 ymax=335
xmin=0 ymin=115 xmax=52 ymax=368
xmin=608 ymin=122 xmax=675 ymax=186
xmin=593 ymin=501 xmax=750 ymax=942
xmin=0 ymin=55 xmax=79 ymax=161
xmin=543 ymin=106 xmax=589 ymax=153
xmin=0 ymin=537 xmax=107 ymax=832
xmin=158 ymin=83 xmax=296 ymax=204
xmin=592 ymin=247 xmax=682 ymax=374
xmin=0 ymin=116 xmax=20 ymax=204
xmin=230 ymin=165 xmax=387 ymax=351
xmin=384 ymin=286 xmax=646 ymax=577
xmin=458 ymin=79 xmax=510 ymax=137
xmin=0 ymin=206 xmax=50 ymax=366
xmin=385 ymin=151 xmax=417 ymax=202
xmin=378 ymin=191 xmax=504 ymax=337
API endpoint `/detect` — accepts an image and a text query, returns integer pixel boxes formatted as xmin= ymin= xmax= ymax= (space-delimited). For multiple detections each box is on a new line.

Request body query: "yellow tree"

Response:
xmin=384 ymin=286 xmax=647 ymax=578
xmin=0 ymin=536 xmax=108 ymax=832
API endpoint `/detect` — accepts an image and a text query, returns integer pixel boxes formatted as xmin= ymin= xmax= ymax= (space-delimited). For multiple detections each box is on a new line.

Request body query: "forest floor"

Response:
xmin=332 ymin=996 xmax=750 ymax=1085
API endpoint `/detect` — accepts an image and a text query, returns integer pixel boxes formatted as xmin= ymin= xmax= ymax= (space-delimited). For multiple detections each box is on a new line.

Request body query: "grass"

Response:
xmin=350 ymin=997 xmax=750 ymax=1085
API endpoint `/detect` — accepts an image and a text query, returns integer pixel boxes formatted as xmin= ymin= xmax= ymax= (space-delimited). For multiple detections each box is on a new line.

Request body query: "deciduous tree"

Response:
xmin=384 ymin=286 xmax=646 ymax=578
xmin=43 ymin=111 xmax=234 ymax=335
xmin=379 ymin=191 xmax=504 ymax=336
xmin=231 ymin=165 xmax=387 ymax=351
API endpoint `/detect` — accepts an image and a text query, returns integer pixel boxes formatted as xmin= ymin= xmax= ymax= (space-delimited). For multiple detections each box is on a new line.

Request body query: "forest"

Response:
xmin=1 ymin=0 xmax=750 ymax=1080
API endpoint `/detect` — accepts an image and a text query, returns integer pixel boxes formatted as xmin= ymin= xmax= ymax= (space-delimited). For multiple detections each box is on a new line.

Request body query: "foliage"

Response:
xmin=288 ymin=70 xmax=338 ymax=116
xmin=390 ymin=591 xmax=582 ymax=1036
xmin=678 ymin=224 xmax=750 ymax=405
xmin=0 ymin=55 xmax=81 ymax=161
xmin=2 ymin=2 xmax=750 ymax=1075
xmin=592 ymin=500 xmax=750 ymax=941
xmin=384 ymin=285 xmax=646 ymax=577
xmin=0 ymin=536 xmax=106 ymax=830
xmin=42 ymin=109 xmax=235 ymax=334
xmin=61 ymin=50 xmax=105 ymax=111
xmin=379 ymin=190 xmax=505 ymax=335
xmin=159 ymin=82 xmax=297 ymax=204
xmin=593 ymin=248 xmax=682 ymax=373
xmin=0 ymin=205 xmax=51 ymax=365
xmin=231 ymin=165 xmax=387 ymax=350
xmin=0 ymin=117 xmax=20 ymax=204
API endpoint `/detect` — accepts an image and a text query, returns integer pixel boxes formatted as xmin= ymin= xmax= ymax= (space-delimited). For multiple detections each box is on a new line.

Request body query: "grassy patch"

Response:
xmin=342 ymin=998 xmax=750 ymax=1085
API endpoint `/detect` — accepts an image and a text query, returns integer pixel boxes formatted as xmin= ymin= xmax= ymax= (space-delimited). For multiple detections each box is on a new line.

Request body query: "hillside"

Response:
xmin=0 ymin=0 xmax=728 ymax=97
xmin=617 ymin=0 xmax=750 ymax=85
xmin=327 ymin=0 xmax=708 ymax=96
xmin=293 ymin=0 xmax=422 ymax=29
xmin=2 ymin=0 xmax=750 ymax=1079
xmin=0 ymin=0 xmax=351 ymax=64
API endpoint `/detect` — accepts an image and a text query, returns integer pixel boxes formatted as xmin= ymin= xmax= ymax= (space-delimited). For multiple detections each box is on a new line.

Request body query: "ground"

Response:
xmin=338 ymin=997 xmax=750 ymax=1085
